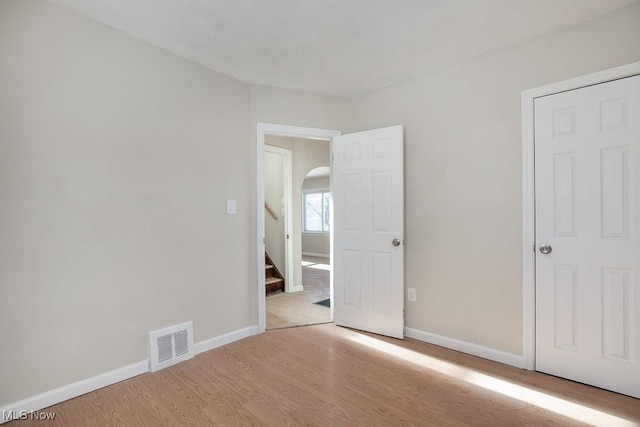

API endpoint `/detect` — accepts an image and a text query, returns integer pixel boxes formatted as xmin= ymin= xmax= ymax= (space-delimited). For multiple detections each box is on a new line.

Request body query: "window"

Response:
xmin=304 ymin=190 xmax=330 ymax=232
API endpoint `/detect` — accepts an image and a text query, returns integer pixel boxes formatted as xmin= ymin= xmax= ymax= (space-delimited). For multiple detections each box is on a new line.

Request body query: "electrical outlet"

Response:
xmin=407 ymin=288 xmax=417 ymax=302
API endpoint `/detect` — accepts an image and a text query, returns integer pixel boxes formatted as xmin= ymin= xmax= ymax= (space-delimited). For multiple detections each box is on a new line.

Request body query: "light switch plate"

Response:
xmin=226 ymin=199 xmax=236 ymax=215
xmin=407 ymin=288 xmax=417 ymax=302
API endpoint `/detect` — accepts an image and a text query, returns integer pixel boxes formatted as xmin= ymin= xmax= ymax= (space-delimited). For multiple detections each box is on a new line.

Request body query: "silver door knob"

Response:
xmin=392 ymin=238 xmax=401 ymax=247
xmin=539 ymin=244 xmax=552 ymax=254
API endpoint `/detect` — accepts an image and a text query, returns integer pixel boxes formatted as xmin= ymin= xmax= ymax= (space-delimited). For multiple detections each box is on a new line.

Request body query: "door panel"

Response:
xmin=333 ymin=125 xmax=404 ymax=339
xmin=535 ymin=75 xmax=640 ymax=398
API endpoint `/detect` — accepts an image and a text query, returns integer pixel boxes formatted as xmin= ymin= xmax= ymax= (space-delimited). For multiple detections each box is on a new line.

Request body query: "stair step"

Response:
xmin=264 ymin=252 xmax=284 ymax=294
xmin=265 ymin=277 xmax=283 ymax=285
xmin=265 ymin=276 xmax=284 ymax=293
xmin=265 ymin=264 xmax=274 ymax=278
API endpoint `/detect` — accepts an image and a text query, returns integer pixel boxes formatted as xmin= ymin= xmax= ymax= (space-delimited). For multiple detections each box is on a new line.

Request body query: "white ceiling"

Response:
xmin=49 ymin=0 xmax=637 ymax=98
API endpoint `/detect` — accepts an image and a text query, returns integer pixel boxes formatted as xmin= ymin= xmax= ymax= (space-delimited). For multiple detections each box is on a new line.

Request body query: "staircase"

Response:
xmin=265 ymin=252 xmax=284 ymax=294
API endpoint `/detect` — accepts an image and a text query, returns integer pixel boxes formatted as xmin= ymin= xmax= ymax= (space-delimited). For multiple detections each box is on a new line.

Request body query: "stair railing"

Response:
xmin=264 ymin=203 xmax=279 ymax=220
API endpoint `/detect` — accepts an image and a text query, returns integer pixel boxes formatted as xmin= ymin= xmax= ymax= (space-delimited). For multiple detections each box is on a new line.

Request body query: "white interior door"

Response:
xmin=332 ymin=125 xmax=404 ymax=339
xmin=535 ymin=75 xmax=640 ymax=398
xmin=264 ymin=145 xmax=294 ymax=291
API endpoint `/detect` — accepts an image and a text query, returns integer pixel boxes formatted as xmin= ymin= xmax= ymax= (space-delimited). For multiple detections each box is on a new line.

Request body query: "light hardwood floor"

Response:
xmin=7 ymin=324 xmax=640 ymax=426
xmin=266 ymin=256 xmax=331 ymax=330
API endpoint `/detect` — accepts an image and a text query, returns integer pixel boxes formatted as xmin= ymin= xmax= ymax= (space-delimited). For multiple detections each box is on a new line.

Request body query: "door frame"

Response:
xmin=264 ymin=144 xmax=294 ymax=292
xmin=256 ymin=123 xmax=341 ymax=334
xmin=521 ymin=61 xmax=640 ymax=370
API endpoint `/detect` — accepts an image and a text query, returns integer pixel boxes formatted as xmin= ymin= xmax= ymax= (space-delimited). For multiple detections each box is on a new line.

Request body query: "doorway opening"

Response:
xmin=256 ymin=123 xmax=341 ymax=333
xmin=264 ymin=140 xmax=331 ymax=330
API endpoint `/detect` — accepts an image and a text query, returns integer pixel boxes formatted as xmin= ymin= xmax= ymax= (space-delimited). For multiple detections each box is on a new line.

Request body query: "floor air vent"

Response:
xmin=149 ymin=321 xmax=194 ymax=372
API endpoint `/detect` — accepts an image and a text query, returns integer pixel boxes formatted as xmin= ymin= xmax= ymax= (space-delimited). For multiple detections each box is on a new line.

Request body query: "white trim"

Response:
xmin=521 ymin=61 xmax=640 ymax=371
xmin=302 ymin=252 xmax=330 ymax=258
xmin=264 ymin=144 xmax=294 ymax=292
xmin=404 ymin=327 xmax=524 ymax=369
xmin=257 ymin=123 xmax=341 ymax=334
xmin=194 ymin=325 xmax=258 ymax=354
xmin=0 ymin=325 xmax=260 ymax=424
xmin=521 ymin=85 xmax=537 ymax=372
xmin=264 ymin=144 xmax=292 ymax=156
xmin=0 ymin=360 xmax=148 ymax=424
xmin=258 ymin=123 xmax=341 ymax=141
xmin=302 ymin=187 xmax=330 ymax=192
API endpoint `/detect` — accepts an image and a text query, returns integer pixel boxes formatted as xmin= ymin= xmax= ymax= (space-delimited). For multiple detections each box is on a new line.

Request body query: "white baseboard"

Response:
xmin=302 ymin=252 xmax=330 ymax=258
xmin=194 ymin=325 xmax=258 ymax=354
xmin=0 ymin=360 xmax=148 ymax=424
xmin=404 ymin=327 xmax=524 ymax=369
xmin=288 ymin=285 xmax=304 ymax=293
xmin=1 ymin=325 xmax=260 ymax=424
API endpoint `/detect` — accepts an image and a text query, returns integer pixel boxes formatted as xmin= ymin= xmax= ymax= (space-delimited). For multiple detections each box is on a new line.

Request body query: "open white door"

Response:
xmin=333 ymin=125 xmax=404 ymax=339
xmin=535 ymin=75 xmax=640 ymax=398
xmin=264 ymin=145 xmax=294 ymax=292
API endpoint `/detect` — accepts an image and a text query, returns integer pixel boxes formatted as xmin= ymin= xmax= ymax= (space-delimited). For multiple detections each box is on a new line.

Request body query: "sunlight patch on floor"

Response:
xmin=307 ymin=263 xmax=331 ymax=271
xmin=347 ymin=333 xmax=636 ymax=427
xmin=301 ymin=260 xmax=332 ymax=271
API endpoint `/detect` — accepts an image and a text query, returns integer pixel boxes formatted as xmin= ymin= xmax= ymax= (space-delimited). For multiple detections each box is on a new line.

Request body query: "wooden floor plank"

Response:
xmin=7 ymin=324 xmax=640 ymax=426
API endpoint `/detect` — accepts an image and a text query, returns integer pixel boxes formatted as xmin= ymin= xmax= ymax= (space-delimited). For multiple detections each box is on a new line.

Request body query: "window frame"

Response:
xmin=302 ymin=187 xmax=331 ymax=234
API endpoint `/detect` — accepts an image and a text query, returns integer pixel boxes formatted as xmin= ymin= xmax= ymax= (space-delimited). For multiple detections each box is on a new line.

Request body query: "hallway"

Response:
xmin=266 ymin=256 xmax=331 ymax=330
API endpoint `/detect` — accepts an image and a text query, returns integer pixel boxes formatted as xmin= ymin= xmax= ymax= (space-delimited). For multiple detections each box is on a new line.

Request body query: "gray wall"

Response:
xmin=0 ymin=0 xmax=252 ymax=406
xmin=302 ymin=176 xmax=330 ymax=190
xmin=353 ymin=2 xmax=640 ymax=355
xmin=301 ymin=234 xmax=330 ymax=258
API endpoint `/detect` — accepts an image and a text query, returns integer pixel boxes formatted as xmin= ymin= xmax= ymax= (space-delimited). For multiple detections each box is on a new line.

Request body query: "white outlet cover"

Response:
xmin=226 ymin=199 xmax=237 ymax=214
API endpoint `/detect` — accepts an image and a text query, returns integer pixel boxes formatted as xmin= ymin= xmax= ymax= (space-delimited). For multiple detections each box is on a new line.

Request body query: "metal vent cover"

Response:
xmin=149 ymin=321 xmax=194 ymax=372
